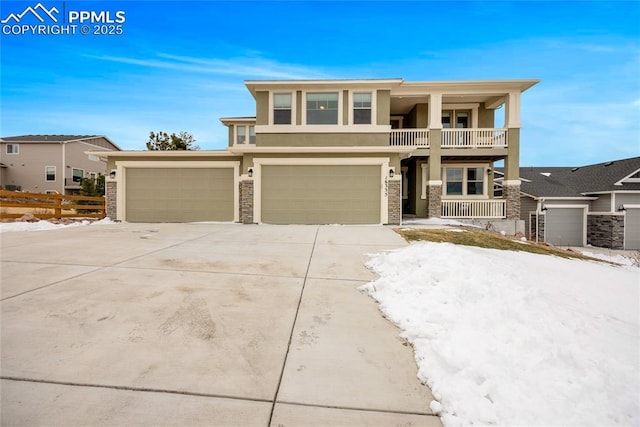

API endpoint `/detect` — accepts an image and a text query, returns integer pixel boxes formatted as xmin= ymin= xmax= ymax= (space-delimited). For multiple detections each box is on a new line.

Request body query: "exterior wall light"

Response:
xmin=618 ymin=204 xmax=626 ymax=212
xmin=541 ymin=205 xmax=548 ymax=212
xmin=248 ymin=168 xmax=253 ymax=178
xmin=487 ymin=168 xmax=492 ymax=175
xmin=109 ymin=169 xmax=116 ymax=179
xmin=389 ymin=168 xmax=395 ymax=178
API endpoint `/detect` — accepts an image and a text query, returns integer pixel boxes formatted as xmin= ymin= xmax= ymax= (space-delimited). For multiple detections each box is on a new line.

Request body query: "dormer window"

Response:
xmin=353 ymin=92 xmax=372 ymax=124
xmin=306 ymin=92 xmax=338 ymax=125
xmin=273 ymin=93 xmax=292 ymax=124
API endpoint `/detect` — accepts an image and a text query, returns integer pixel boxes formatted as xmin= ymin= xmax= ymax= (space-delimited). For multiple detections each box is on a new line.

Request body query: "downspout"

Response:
xmin=62 ymin=141 xmax=66 ymax=194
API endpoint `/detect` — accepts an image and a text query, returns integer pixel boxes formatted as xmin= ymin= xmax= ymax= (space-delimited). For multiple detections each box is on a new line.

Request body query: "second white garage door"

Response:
xmin=125 ymin=168 xmax=235 ymax=222
xmin=624 ymin=208 xmax=640 ymax=250
xmin=260 ymin=164 xmax=382 ymax=224
xmin=545 ymin=207 xmax=585 ymax=246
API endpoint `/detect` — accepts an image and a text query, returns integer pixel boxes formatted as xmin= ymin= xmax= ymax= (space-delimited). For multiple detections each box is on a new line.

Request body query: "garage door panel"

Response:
xmin=261 ymin=165 xmax=381 ymax=225
xmin=126 ymin=168 xmax=234 ymax=223
xmin=625 ymin=208 xmax=640 ymax=250
xmin=545 ymin=208 xmax=585 ymax=246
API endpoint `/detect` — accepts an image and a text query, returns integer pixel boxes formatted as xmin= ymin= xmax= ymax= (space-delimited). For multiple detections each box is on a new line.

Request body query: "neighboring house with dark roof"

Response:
xmin=498 ymin=157 xmax=640 ymax=249
xmin=0 ymin=135 xmax=121 ymax=194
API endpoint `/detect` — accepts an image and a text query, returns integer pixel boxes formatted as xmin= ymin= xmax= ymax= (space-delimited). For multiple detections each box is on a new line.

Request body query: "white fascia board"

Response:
xmin=245 ymin=79 xmax=404 ymax=96
xmin=219 ymin=117 xmax=256 ymax=125
xmin=538 ymin=196 xmax=599 ymax=200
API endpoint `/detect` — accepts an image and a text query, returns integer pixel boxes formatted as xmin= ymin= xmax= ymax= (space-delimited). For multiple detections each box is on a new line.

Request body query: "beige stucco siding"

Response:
xmin=260 ymin=164 xmax=381 ymax=224
xmin=256 ymin=91 xmax=269 ymax=125
xmin=478 ymin=104 xmax=495 ymax=128
xmin=256 ymin=133 xmax=389 ymax=147
xmin=125 ymin=167 xmax=234 ymax=222
xmin=377 ymin=90 xmax=390 ymax=126
xmin=0 ymin=143 xmax=62 ymax=192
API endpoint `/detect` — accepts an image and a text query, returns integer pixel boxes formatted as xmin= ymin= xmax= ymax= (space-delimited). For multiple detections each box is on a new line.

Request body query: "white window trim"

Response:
xmin=233 ymin=124 xmax=257 ymax=146
xmin=348 ymin=90 xmax=377 ymax=126
xmin=441 ymin=103 xmax=479 ymax=128
xmin=302 ymin=90 xmax=343 ymax=126
xmin=252 ymin=157 xmax=389 ymax=225
xmin=441 ymin=163 xmax=490 ymax=199
xmin=269 ymin=91 xmax=296 ymax=126
xmin=45 ymin=166 xmax=56 ymax=182
xmin=6 ymin=144 xmax=19 ymax=154
xmin=115 ymin=161 xmax=240 ymax=223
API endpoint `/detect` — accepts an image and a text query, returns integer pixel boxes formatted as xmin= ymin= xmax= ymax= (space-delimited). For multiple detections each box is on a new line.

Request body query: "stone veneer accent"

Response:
xmin=239 ymin=180 xmax=254 ymax=224
xmin=587 ymin=214 xmax=625 ymax=249
xmin=503 ymin=184 xmax=521 ymax=220
xmin=106 ymin=181 xmax=117 ymax=220
xmin=387 ymin=179 xmax=401 ymax=225
xmin=426 ymin=184 xmax=442 ymax=218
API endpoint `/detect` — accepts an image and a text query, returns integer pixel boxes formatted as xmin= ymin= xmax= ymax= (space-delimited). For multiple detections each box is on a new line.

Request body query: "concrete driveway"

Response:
xmin=1 ymin=223 xmax=440 ymax=426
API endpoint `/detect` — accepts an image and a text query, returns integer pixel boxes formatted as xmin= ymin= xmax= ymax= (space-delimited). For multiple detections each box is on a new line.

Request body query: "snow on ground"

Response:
xmin=361 ymin=242 xmax=640 ymax=426
xmin=0 ymin=218 xmax=115 ymax=233
xmin=580 ymin=250 xmax=638 ymax=267
xmin=402 ymin=217 xmax=481 ymax=228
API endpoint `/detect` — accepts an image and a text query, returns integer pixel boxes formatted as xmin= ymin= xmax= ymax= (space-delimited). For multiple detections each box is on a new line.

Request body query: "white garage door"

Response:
xmin=260 ymin=164 xmax=381 ymax=224
xmin=125 ymin=168 xmax=235 ymax=222
xmin=625 ymin=208 xmax=640 ymax=250
xmin=545 ymin=207 xmax=585 ymax=246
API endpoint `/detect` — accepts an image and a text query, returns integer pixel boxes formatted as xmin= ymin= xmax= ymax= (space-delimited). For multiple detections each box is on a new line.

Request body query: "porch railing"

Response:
xmin=441 ymin=129 xmax=508 ymax=148
xmin=389 ymin=129 xmax=429 ymax=147
xmin=441 ymin=199 xmax=506 ymax=218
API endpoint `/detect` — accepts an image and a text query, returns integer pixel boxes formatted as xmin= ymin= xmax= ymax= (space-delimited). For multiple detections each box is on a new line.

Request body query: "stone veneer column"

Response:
xmin=106 ymin=181 xmax=117 ymax=220
xmin=503 ymin=183 xmax=521 ymax=220
xmin=426 ymin=184 xmax=442 ymax=218
xmin=587 ymin=214 xmax=624 ymax=249
xmin=387 ymin=179 xmax=401 ymax=225
xmin=239 ymin=179 xmax=254 ymax=224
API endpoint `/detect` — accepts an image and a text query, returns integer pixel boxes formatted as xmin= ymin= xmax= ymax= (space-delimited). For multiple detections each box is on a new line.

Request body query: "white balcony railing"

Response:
xmin=441 ymin=200 xmax=506 ymax=218
xmin=389 ymin=129 xmax=429 ymax=147
xmin=441 ymin=129 xmax=508 ymax=148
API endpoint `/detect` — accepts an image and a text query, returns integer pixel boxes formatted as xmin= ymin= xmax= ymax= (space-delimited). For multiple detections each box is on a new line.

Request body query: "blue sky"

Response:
xmin=1 ymin=0 xmax=638 ymax=165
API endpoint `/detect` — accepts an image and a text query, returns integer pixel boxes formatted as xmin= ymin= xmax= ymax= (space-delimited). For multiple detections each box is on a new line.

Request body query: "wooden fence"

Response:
xmin=0 ymin=190 xmax=106 ymax=219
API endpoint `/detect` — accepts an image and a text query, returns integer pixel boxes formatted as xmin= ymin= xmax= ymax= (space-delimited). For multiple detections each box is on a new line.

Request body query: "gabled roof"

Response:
xmin=514 ymin=157 xmax=640 ymax=198
xmin=0 ymin=135 xmax=121 ymax=151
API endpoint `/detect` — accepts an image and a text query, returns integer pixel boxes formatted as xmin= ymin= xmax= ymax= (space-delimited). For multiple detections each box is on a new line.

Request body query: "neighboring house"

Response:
xmin=0 ymin=135 xmax=121 ymax=194
xmin=91 ymin=78 xmax=538 ymax=225
xmin=497 ymin=157 xmax=640 ymax=249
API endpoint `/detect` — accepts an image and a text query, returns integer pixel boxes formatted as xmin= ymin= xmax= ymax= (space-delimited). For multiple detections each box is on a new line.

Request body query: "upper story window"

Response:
xmin=443 ymin=166 xmax=485 ymax=196
xmin=236 ymin=125 xmax=256 ymax=145
xmin=72 ymin=168 xmax=84 ymax=183
xmin=443 ymin=110 xmax=470 ymax=129
xmin=273 ymin=93 xmax=292 ymax=124
xmin=306 ymin=92 xmax=338 ymax=125
xmin=353 ymin=92 xmax=372 ymax=124
xmin=6 ymin=144 xmax=19 ymax=154
xmin=45 ymin=166 xmax=56 ymax=182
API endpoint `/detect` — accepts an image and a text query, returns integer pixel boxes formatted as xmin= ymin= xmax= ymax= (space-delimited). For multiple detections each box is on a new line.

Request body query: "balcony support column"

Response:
xmin=504 ymin=127 xmax=521 ymax=220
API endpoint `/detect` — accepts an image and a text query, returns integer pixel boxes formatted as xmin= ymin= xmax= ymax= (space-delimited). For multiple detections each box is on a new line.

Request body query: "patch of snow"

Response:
xmin=0 ymin=217 xmax=115 ymax=233
xmin=580 ymin=250 xmax=637 ymax=267
xmin=361 ymin=241 xmax=639 ymax=426
xmin=444 ymin=229 xmax=465 ymax=233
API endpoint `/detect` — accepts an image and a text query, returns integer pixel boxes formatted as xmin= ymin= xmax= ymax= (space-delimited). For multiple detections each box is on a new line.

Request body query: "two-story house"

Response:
xmin=91 ymin=78 xmax=538 ymax=225
xmin=0 ymin=135 xmax=121 ymax=194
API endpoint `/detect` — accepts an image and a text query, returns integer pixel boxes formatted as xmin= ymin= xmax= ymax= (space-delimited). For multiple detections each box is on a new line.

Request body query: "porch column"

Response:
xmin=105 ymin=181 xmax=117 ymax=220
xmin=504 ymin=123 xmax=521 ymax=220
xmin=426 ymin=93 xmax=443 ymax=218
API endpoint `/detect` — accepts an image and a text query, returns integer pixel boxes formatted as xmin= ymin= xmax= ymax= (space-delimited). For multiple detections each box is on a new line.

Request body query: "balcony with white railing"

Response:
xmin=389 ymin=129 xmax=429 ymax=147
xmin=441 ymin=199 xmax=506 ymax=219
xmin=441 ymin=129 xmax=508 ymax=149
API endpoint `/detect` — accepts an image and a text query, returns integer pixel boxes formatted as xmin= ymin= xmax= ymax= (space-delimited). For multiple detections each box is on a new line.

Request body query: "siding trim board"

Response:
xmin=115 ymin=160 xmax=240 ymax=222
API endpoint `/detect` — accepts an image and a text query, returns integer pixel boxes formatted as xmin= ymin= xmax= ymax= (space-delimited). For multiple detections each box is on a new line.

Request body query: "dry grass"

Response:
xmin=395 ymin=227 xmax=597 ymax=261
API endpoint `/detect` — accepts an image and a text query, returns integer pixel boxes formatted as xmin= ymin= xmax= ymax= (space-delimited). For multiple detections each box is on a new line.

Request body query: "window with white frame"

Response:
xmin=235 ymin=125 xmax=256 ymax=145
xmin=72 ymin=168 xmax=84 ymax=183
xmin=45 ymin=166 xmax=56 ymax=182
xmin=442 ymin=110 xmax=470 ymax=129
xmin=6 ymin=144 xmax=19 ymax=154
xmin=353 ymin=92 xmax=372 ymax=124
xmin=273 ymin=93 xmax=292 ymax=124
xmin=443 ymin=166 xmax=486 ymax=196
xmin=306 ymin=92 xmax=338 ymax=125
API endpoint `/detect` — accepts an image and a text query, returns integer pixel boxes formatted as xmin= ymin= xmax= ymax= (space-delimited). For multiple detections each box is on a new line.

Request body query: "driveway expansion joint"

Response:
xmin=275 ymin=400 xmax=434 ymax=417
